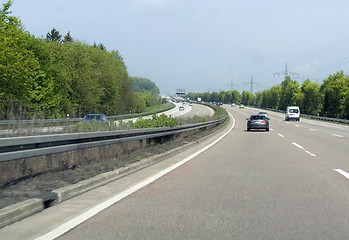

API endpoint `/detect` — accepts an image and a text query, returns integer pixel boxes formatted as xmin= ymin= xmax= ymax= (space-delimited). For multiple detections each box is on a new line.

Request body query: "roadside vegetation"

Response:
xmin=0 ymin=1 xmax=161 ymax=120
xmin=187 ymin=74 xmax=349 ymax=120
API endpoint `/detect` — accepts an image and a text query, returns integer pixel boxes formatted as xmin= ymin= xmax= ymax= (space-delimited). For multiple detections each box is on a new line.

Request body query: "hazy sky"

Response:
xmin=8 ymin=0 xmax=349 ymax=95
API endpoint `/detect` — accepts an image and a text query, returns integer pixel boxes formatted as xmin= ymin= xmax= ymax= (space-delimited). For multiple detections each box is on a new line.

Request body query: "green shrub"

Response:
xmin=130 ymin=114 xmax=179 ymax=129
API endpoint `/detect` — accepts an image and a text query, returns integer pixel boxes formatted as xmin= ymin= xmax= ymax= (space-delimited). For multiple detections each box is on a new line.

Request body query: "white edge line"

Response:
xmin=334 ymin=169 xmax=349 ymax=180
xmin=36 ymin=113 xmax=236 ymax=240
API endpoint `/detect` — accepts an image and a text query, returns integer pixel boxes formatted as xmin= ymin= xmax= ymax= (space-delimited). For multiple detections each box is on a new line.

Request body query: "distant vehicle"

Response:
xmin=246 ymin=115 xmax=269 ymax=131
xmin=216 ymin=102 xmax=223 ymax=106
xmin=231 ymin=103 xmax=236 ymax=107
xmin=258 ymin=111 xmax=268 ymax=118
xmin=82 ymin=114 xmax=109 ymax=125
xmin=179 ymin=106 xmax=184 ymax=111
xmin=189 ymin=102 xmax=193 ymax=106
xmin=239 ymin=104 xmax=244 ymax=108
xmin=285 ymin=106 xmax=300 ymax=121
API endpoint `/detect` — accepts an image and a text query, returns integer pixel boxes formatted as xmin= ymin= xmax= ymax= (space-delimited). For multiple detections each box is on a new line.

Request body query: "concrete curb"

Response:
xmin=0 ymin=118 xmax=230 ymax=228
xmin=0 ymin=138 xmax=199 ymax=228
xmin=0 ymin=198 xmax=43 ymax=228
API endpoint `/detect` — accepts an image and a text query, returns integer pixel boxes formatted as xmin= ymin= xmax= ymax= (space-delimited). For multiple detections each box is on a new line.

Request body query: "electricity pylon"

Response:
xmin=273 ymin=62 xmax=300 ymax=79
xmin=225 ymin=80 xmax=238 ymax=91
xmin=243 ymin=76 xmax=260 ymax=94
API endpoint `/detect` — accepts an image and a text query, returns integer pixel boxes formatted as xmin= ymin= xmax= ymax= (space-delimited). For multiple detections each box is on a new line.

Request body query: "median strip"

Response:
xmin=35 ymin=112 xmax=236 ymax=240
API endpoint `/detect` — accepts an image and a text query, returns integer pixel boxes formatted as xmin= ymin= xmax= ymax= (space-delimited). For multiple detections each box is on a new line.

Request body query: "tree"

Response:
xmin=279 ymin=76 xmax=300 ymax=110
xmin=254 ymin=92 xmax=263 ymax=107
xmin=63 ymin=31 xmax=73 ymax=43
xmin=46 ymin=28 xmax=62 ymax=42
xmin=241 ymin=91 xmax=254 ymax=105
xmin=93 ymin=42 xmax=106 ymax=51
xmin=0 ymin=0 xmax=20 ymax=28
xmin=131 ymin=77 xmax=159 ymax=94
xmin=1 ymin=1 xmax=58 ymax=119
xmin=299 ymin=79 xmax=322 ymax=115
xmin=230 ymin=90 xmax=242 ymax=104
xmin=261 ymin=85 xmax=281 ymax=109
xmin=320 ymin=71 xmax=349 ymax=118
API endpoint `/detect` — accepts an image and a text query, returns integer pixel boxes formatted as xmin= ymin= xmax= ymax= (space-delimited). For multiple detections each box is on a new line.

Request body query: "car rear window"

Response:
xmin=250 ymin=115 xmax=266 ymax=120
xmin=289 ymin=109 xmax=299 ymax=113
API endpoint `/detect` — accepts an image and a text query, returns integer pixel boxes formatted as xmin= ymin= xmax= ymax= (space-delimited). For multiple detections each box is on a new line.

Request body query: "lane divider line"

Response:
xmin=305 ymin=150 xmax=316 ymax=157
xmin=332 ymin=134 xmax=344 ymax=138
xmin=292 ymin=142 xmax=304 ymax=149
xmin=309 ymin=129 xmax=317 ymax=131
xmin=278 ymin=133 xmax=284 ymax=138
xmin=292 ymin=142 xmax=317 ymax=157
xmin=35 ymin=113 xmax=236 ymax=240
xmin=334 ymin=169 xmax=349 ymax=180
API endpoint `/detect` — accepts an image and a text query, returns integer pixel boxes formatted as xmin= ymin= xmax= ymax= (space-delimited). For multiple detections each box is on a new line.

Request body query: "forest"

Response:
xmin=187 ymin=73 xmax=349 ymax=120
xmin=0 ymin=1 xmax=159 ymax=120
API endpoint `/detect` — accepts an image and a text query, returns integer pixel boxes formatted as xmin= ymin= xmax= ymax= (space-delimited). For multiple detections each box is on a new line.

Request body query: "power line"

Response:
xmin=306 ymin=56 xmax=349 ymax=77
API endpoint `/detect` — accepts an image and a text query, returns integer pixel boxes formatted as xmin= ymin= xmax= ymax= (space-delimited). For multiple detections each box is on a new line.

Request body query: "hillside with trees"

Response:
xmin=0 ymin=1 xmax=160 ymax=120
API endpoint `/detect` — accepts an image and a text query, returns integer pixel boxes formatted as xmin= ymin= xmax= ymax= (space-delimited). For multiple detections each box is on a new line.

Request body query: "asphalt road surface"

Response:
xmin=116 ymin=102 xmax=213 ymax=124
xmin=1 ymin=105 xmax=348 ymax=240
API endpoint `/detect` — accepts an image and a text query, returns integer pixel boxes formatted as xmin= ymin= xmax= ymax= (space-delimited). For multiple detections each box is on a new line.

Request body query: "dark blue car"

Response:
xmin=82 ymin=114 xmax=109 ymax=125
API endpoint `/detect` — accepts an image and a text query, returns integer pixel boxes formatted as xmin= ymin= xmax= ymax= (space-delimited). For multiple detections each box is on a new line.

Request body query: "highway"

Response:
xmin=115 ymin=102 xmax=214 ymax=125
xmin=1 ymin=105 xmax=348 ymax=239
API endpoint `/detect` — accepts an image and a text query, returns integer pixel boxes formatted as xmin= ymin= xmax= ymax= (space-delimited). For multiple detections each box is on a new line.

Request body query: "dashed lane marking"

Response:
xmin=292 ymin=142 xmax=304 ymax=149
xmin=332 ymin=134 xmax=344 ymax=138
xmin=305 ymin=150 xmax=316 ymax=157
xmin=292 ymin=142 xmax=316 ymax=157
xmin=278 ymin=133 xmax=284 ymax=138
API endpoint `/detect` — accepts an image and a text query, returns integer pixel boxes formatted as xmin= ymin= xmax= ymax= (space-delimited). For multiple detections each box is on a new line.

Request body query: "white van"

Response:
xmin=285 ymin=106 xmax=300 ymax=121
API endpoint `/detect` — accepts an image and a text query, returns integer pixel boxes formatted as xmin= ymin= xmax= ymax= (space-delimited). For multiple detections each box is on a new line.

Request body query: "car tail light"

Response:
xmin=263 ymin=119 xmax=267 ymax=122
xmin=249 ymin=120 xmax=253 ymax=122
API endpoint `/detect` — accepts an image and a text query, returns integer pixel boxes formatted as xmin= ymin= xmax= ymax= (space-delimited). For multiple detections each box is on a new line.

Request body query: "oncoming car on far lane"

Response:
xmin=246 ymin=114 xmax=270 ymax=131
xmin=179 ymin=106 xmax=184 ymax=111
xmin=82 ymin=113 xmax=109 ymax=125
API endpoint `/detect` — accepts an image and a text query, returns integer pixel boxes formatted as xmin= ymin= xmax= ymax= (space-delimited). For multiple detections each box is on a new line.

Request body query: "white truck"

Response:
xmin=285 ymin=106 xmax=300 ymax=121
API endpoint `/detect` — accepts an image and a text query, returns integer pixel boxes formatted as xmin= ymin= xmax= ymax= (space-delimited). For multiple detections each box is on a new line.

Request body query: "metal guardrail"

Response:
xmin=299 ymin=114 xmax=349 ymax=124
xmin=0 ymin=116 xmax=227 ymax=163
xmin=261 ymin=107 xmax=349 ymax=124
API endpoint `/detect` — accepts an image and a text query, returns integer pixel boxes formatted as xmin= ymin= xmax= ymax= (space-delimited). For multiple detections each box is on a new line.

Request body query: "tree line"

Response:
xmin=187 ymin=73 xmax=349 ymax=119
xmin=0 ymin=1 xmax=159 ymax=120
